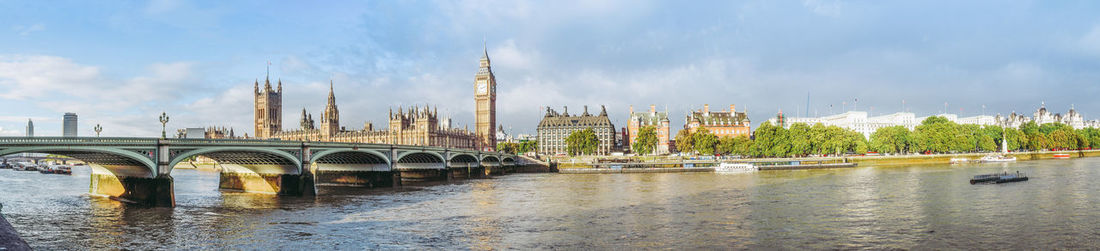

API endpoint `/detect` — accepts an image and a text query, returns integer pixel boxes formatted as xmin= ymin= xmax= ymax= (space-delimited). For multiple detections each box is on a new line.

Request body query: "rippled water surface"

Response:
xmin=2 ymin=158 xmax=1100 ymax=249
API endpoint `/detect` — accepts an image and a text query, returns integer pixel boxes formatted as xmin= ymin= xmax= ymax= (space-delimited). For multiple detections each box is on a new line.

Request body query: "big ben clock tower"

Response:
xmin=474 ymin=45 xmax=497 ymax=151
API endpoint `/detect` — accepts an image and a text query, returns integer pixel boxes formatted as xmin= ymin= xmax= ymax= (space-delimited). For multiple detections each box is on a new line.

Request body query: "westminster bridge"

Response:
xmin=0 ymin=137 xmax=522 ymax=207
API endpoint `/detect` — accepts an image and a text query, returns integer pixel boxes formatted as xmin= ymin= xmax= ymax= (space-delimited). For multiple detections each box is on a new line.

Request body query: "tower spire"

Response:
xmin=328 ymin=80 xmax=335 ymax=103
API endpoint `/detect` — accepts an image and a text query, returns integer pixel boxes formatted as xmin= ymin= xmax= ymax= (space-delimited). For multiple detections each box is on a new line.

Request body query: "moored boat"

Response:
xmin=970 ymin=171 xmax=1028 ymax=184
xmin=1052 ymin=153 xmax=1071 ymax=159
xmin=979 ymin=154 xmax=1016 ymax=163
xmin=950 ymin=158 xmax=970 ymax=164
xmin=715 ymin=163 xmax=757 ymax=174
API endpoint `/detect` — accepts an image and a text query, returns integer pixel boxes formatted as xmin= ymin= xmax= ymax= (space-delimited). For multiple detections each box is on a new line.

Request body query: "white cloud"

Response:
xmin=0 ymin=55 xmax=207 ymax=137
xmin=802 ymin=0 xmax=844 ymax=18
xmin=491 ymin=39 xmax=541 ymax=71
xmin=12 ymin=24 xmax=45 ymax=36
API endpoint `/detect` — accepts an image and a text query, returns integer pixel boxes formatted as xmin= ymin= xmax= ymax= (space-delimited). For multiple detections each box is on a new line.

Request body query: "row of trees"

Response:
xmin=563 ymin=116 xmax=1100 ymax=157
xmin=870 ymin=117 xmax=1100 ymax=154
xmin=497 ymin=140 xmax=538 ymax=155
xmin=565 ymin=128 xmax=600 ymax=156
xmin=675 ymin=122 xmax=868 ymax=157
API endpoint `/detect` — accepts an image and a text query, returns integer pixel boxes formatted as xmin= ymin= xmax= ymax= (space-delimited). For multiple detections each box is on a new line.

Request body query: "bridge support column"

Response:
xmin=91 ymin=173 xmax=174 ymax=207
xmin=298 ymin=145 xmax=316 ymax=196
xmin=391 ymin=171 xmax=402 ymax=187
xmin=219 ymin=171 xmax=306 ymax=195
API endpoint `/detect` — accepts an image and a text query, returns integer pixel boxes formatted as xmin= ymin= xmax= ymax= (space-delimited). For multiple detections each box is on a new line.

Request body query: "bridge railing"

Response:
xmin=0 ymin=137 xmax=515 ymax=158
xmin=0 ymin=137 xmax=158 ymax=145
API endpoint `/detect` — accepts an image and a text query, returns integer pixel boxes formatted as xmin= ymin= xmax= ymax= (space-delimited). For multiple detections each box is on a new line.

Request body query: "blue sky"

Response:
xmin=2 ymin=0 xmax=1100 ymax=137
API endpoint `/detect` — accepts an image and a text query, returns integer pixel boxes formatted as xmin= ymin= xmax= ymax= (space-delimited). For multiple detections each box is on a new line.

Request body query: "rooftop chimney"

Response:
xmin=730 ymin=104 xmax=736 ymax=113
xmin=629 ymin=105 xmax=634 ymax=115
xmin=704 ymin=104 xmax=710 ymax=114
xmin=650 ymin=104 xmax=656 ymax=113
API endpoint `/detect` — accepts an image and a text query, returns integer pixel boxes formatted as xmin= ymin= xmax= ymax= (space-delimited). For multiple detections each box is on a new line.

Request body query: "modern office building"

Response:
xmin=63 ymin=113 xmax=78 ymax=137
xmin=26 ymin=119 xmax=33 ymax=137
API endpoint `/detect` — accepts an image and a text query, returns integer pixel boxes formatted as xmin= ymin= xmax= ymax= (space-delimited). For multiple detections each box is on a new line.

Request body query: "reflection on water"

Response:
xmin=2 ymin=158 xmax=1100 ymax=249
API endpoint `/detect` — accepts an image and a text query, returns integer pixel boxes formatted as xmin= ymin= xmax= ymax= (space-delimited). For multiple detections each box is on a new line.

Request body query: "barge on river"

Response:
xmin=970 ymin=171 xmax=1029 ymax=184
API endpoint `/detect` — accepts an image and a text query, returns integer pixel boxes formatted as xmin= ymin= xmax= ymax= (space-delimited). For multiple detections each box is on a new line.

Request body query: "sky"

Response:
xmin=1 ymin=0 xmax=1100 ymax=138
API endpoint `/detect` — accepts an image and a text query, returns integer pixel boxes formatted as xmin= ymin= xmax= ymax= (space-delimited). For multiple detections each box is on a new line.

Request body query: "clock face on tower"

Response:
xmin=477 ymin=80 xmax=488 ymax=95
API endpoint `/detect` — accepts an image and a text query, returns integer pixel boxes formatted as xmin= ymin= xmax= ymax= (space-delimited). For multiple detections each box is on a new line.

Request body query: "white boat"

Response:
xmin=979 ymin=154 xmax=1016 ymax=163
xmin=950 ymin=158 xmax=969 ymax=164
xmin=715 ymin=163 xmax=757 ymax=173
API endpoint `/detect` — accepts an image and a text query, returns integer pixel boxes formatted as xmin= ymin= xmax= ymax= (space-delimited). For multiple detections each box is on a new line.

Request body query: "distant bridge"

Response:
xmin=0 ymin=137 xmax=523 ymax=207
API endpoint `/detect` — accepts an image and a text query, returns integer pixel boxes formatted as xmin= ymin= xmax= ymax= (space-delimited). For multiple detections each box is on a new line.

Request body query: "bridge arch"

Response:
xmin=310 ymin=149 xmax=391 ymax=171
xmin=0 ymin=146 xmax=156 ymax=178
xmin=394 ymin=151 xmax=446 ymax=170
xmin=167 ymin=147 xmax=302 ymax=175
xmin=502 ymin=157 xmax=516 ymax=166
xmin=449 ymin=153 xmax=479 ymax=168
xmin=481 ymin=155 xmax=500 ymax=162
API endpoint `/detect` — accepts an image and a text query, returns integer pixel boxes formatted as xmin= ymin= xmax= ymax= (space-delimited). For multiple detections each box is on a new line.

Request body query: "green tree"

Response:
xmin=632 ymin=126 xmax=659 ymax=155
xmin=730 ymin=136 xmax=754 ymax=156
xmin=565 ymin=128 xmax=599 ymax=156
xmin=497 ymin=142 xmax=517 ymax=154
xmin=675 ymin=129 xmax=694 ymax=154
xmin=870 ymin=126 xmax=913 ymax=154
xmin=787 ymin=123 xmax=813 ymax=157
xmin=716 ymin=136 xmax=736 ymax=155
xmin=692 ymin=127 xmax=719 ymax=155
xmin=914 ymin=116 xmax=957 ymax=153
xmin=977 ymin=135 xmax=996 ymax=152
xmin=520 ymin=140 xmax=538 ymax=154
xmin=809 ymin=123 xmax=828 ymax=155
xmin=1005 ymin=128 xmax=1026 ymax=151
xmin=1049 ymin=128 xmax=1076 ymax=150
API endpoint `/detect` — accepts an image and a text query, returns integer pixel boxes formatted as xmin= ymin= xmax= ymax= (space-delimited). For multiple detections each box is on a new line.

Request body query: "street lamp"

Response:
xmin=159 ymin=112 xmax=170 ymax=139
xmin=94 ymin=124 xmax=102 ymax=137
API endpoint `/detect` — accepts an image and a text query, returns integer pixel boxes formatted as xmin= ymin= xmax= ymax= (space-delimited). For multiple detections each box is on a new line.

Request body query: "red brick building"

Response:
xmin=685 ymin=104 xmax=751 ymax=138
xmin=626 ymin=105 xmax=671 ymax=155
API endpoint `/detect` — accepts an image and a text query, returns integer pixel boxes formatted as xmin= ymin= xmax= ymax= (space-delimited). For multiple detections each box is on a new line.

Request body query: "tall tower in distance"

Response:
xmin=63 ymin=112 xmax=78 ymax=137
xmin=319 ymin=80 xmax=341 ymax=139
xmin=254 ymin=75 xmax=282 ymax=139
xmin=474 ymin=44 xmax=497 ymax=151
xmin=26 ymin=119 xmax=33 ymax=137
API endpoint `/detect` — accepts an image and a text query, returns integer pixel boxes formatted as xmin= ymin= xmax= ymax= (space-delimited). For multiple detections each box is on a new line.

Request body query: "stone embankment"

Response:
xmin=0 ymin=203 xmax=31 ymax=251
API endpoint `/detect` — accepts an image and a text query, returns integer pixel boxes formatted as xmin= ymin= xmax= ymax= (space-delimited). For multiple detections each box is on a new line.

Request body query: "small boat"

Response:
xmin=715 ymin=163 xmax=757 ymax=174
xmin=950 ymin=158 xmax=969 ymax=164
xmin=970 ymin=171 xmax=1029 ymax=184
xmin=1052 ymin=153 xmax=1071 ymax=159
xmin=979 ymin=154 xmax=1016 ymax=163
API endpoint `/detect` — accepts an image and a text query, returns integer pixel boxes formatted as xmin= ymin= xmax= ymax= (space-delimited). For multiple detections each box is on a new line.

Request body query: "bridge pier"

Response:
xmin=90 ymin=173 xmax=174 ymax=207
xmin=314 ymin=170 xmax=396 ymax=188
xmin=219 ymin=172 xmax=306 ymax=195
xmin=396 ymin=169 xmax=448 ymax=183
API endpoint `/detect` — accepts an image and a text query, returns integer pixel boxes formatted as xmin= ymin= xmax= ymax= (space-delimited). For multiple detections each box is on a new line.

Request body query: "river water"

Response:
xmin=2 ymin=158 xmax=1099 ymax=249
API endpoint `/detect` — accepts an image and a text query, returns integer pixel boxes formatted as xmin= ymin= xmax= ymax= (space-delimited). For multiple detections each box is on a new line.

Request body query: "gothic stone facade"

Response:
xmin=254 ymin=81 xmax=478 ymax=150
xmin=474 ymin=47 xmax=497 ymax=151
xmin=537 ymin=106 xmax=616 ymax=155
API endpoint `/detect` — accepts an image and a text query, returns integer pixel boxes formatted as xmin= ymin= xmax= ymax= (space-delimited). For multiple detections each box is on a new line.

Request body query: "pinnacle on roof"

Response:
xmin=481 ymin=40 xmax=490 ymax=62
xmin=327 ymin=80 xmax=336 ymax=104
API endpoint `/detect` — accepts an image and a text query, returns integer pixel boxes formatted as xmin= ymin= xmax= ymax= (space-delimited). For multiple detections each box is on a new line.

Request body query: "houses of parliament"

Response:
xmin=252 ymin=50 xmax=498 ymax=151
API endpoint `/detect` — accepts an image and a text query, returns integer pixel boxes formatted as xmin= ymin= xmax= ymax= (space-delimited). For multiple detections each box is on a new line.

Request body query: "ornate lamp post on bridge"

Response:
xmin=94 ymin=124 xmax=102 ymax=137
xmin=159 ymin=112 xmax=170 ymax=139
